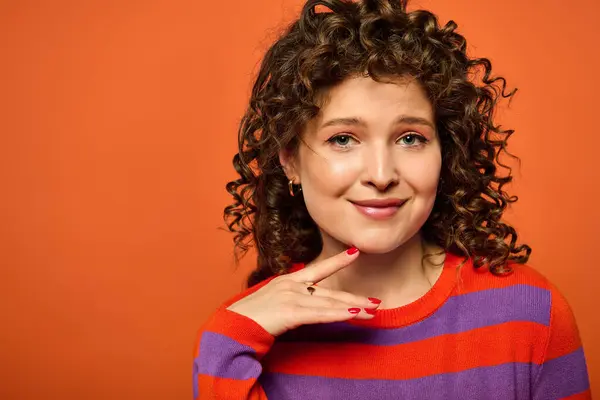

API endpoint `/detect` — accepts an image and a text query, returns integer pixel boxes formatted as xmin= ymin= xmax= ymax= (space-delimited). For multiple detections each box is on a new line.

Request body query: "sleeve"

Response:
xmin=532 ymin=285 xmax=592 ymax=400
xmin=192 ymin=276 xmax=279 ymax=400
xmin=192 ymin=307 xmax=275 ymax=399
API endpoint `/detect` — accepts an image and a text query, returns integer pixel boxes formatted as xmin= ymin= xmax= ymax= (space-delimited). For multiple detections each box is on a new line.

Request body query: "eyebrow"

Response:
xmin=319 ymin=115 xmax=436 ymax=131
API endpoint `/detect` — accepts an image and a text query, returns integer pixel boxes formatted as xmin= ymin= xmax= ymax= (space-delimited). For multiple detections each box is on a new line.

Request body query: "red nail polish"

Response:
xmin=346 ymin=246 xmax=359 ymax=255
xmin=348 ymin=308 xmax=361 ymax=314
xmin=365 ymin=308 xmax=377 ymax=315
xmin=368 ymin=297 xmax=382 ymax=304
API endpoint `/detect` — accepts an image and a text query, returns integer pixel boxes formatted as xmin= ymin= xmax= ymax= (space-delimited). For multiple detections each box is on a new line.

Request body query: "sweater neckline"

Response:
xmin=292 ymin=251 xmax=463 ymax=329
xmin=351 ymin=252 xmax=463 ymax=328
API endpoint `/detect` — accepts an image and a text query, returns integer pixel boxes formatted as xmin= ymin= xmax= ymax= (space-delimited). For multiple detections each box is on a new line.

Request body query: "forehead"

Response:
xmin=315 ymin=76 xmax=434 ymax=121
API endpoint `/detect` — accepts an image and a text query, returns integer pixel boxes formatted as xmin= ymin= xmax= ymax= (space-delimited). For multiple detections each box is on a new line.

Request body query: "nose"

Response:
xmin=361 ymin=144 xmax=399 ymax=192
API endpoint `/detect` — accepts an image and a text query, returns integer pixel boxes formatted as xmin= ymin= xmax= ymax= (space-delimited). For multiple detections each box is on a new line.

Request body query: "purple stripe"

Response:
xmin=260 ymin=362 xmax=540 ymax=400
xmin=279 ymin=284 xmax=551 ymax=346
xmin=192 ymin=368 xmax=198 ymax=399
xmin=194 ymin=331 xmax=262 ymax=380
xmin=533 ymin=347 xmax=590 ymax=400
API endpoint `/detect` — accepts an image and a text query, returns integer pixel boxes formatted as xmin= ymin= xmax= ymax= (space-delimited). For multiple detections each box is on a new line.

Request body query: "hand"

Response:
xmin=226 ymin=247 xmax=380 ymax=336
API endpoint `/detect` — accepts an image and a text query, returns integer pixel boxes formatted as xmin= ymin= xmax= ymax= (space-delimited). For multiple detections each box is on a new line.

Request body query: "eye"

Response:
xmin=398 ymin=133 xmax=427 ymax=147
xmin=327 ymin=134 xmax=357 ymax=147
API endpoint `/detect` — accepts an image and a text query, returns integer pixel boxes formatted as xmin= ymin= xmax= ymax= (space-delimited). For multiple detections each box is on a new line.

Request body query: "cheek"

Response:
xmin=301 ymin=152 xmax=359 ymax=197
xmin=401 ymin=151 xmax=442 ymax=194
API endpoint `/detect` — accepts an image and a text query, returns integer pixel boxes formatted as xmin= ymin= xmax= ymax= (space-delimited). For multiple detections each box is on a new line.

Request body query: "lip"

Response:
xmin=350 ymin=198 xmax=408 ymax=220
xmin=351 ymin=198 xmax=407 ymax=207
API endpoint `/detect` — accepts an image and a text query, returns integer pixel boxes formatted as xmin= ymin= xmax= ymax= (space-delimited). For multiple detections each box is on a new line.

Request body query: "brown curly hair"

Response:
xmin=224 ymin=0 xmax=531 ymax=287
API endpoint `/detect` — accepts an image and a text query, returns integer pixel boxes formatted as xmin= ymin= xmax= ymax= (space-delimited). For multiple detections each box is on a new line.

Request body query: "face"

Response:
xmin=281 ymin=76 xmax=442 ymax=254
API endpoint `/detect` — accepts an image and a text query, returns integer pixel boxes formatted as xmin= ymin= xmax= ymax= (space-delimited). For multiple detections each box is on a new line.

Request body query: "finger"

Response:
xmin=294 ymin=292 xmax=357 ymax=309
xmin=291 ymin=306 xmax=372 ymax=325
xmin=294 ymin=295 xmax=379 ymax=319
xmin=299 ymin=285 xmax=381 ymax=309
xmin=290 ymin=247 xmax=359 ymax=284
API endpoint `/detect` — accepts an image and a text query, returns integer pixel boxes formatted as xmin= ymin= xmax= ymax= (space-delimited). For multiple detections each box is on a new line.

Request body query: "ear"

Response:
xmin=279 ymin=148 xmax=299 ymax=183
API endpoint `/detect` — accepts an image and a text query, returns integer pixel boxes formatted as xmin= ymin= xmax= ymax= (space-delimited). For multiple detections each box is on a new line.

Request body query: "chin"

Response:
xmin=344 ymin=227 xmax=422 ymax=254
xmin=349 ymin=238 xmax=405 ymax=254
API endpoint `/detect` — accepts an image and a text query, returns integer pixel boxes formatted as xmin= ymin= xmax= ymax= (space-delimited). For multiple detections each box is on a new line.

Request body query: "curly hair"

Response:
xmin=224 ymin=0 xmax=531 ymax=287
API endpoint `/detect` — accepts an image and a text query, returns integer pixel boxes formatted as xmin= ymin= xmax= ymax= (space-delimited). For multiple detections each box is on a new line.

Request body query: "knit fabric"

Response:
xmin=193 ymin=253 xmax=591 ymax=399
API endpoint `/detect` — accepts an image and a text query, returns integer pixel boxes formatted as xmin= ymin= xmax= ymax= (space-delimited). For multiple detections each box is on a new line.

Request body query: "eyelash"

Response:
xmin=326 ymin=133 xmax=429 ymax=148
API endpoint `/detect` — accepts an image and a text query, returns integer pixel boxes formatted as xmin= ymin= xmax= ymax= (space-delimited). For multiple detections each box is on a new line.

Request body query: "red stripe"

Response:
xmin=264 ymin=321 xmax=547 ymax=379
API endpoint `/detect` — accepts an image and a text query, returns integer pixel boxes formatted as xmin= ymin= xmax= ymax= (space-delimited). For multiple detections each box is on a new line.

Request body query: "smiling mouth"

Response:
xmin=350 ymin=198 xmax=408 ymax=220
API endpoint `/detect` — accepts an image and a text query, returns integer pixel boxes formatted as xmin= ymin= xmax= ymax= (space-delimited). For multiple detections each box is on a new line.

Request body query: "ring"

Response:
xmin=306 ymin=286 xmax=316 ymax=295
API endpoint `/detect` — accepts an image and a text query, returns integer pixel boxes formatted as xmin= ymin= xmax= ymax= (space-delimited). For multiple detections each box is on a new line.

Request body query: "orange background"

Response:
xmin=1 ymin=0 xmax=598 ymax=398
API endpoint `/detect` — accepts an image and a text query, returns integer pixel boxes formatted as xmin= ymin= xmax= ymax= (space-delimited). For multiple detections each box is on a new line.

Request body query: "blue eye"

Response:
xmin=399 ymin=134 xmax=427 ymax=147
xmin=327 ymin=135 xmax=356 ymax=147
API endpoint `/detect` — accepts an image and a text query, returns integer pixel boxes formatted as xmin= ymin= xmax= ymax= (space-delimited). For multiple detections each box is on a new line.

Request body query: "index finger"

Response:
xmin=290 ymin=247 xmax=359 ymax=283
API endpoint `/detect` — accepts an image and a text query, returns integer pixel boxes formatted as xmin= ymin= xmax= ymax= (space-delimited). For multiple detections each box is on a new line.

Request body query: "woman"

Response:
xmin=193 ymin=0 xmax=591 ymax=398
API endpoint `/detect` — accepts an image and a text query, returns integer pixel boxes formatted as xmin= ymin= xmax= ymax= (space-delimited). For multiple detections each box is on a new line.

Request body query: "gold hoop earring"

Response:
xmin=288 ymin=179 xmax=302 ymax=197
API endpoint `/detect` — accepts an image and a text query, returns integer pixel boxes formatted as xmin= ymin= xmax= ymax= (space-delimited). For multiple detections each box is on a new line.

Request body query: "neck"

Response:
xmin=313 ymin=233 xmax=445 ymax=309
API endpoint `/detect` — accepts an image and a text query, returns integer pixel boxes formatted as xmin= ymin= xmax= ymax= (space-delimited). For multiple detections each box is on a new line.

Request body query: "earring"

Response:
xmin=288 ymin=179 xmax=302 ymax=197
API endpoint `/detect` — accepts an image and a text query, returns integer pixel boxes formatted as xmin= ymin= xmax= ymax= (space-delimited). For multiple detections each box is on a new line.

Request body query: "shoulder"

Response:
xmin=457 ymin=256 xmax=557 ymax=296
xmin=197 ymin=274 xmax=279 ymax=342
xmin=217 ymin=275 xmax=279 ymax=310
xmin=455 ymin=257 xmax=575 ymax=327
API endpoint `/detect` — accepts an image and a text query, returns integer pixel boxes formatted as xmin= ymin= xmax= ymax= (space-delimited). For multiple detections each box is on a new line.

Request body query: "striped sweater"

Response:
xmin=193 ymin=253 xmax=591 ymax=399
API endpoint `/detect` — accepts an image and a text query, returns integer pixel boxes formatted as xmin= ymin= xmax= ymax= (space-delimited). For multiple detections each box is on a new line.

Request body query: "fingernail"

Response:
xmin=368 ymin=297 xmax=382 ymax=304
xmin=364 ymin=308 xmax=377 ymax=315
xmin=348 ymin=308 xmax=361 ymax=314
xmin=346 ymin=246 xmax=359 ymax=255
